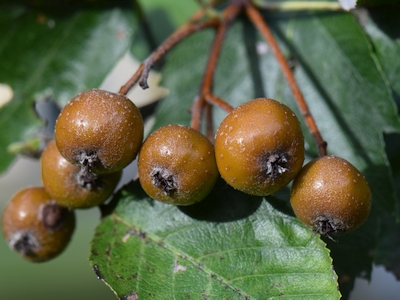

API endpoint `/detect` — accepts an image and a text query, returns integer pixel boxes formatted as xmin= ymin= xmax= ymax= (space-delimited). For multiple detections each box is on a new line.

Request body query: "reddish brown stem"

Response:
xmin=205 ymin=93 xmax=234 ymax=113
xmin=245 ymin=2 xmax=327 ymax=156
xmin=190 ymin=24 xmax=227 ymax=130
xmin=190 ymin=2 xmax=242 ymax=131
xmin=119 ymin=17 xmax=220 ymax=95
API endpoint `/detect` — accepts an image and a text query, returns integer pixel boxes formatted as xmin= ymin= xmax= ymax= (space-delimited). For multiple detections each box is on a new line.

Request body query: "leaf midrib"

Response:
xmin=112 ymin=212 xmax=332 ymax=299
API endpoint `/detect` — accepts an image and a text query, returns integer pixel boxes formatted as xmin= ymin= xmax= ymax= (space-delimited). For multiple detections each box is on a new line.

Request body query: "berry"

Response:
xmin=41 ymin=140 xmax=122 ymax=209
xmin=290 ymin=155 xmax=372 ymax=237
xmin=55 ymin=89 xmax=144 ymax=175
xmin=138 ymin=124 xmax=219 ymax=205
xmin=214 ymin=98 xmax=304 ymax=196
xmin=2 ymin=187 xmax=75 ymax=262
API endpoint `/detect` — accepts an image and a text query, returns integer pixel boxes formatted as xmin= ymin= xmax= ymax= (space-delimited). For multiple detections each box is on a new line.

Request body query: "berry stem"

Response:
xmin=190 ymin=2 xmax=242 ymax=131
xmin=205 ymin=93 xmax=234 ymax=113
xmin=190 ymin=22 xmax=227 ymax=131
xmin=119 ymin=11 xmax=220 ymax=94
xmin=244 ymin=2 xmax=327 ymax=156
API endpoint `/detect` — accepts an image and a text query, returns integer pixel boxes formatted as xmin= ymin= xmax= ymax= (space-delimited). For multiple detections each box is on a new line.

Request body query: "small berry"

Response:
xmin=41 ymin=140 xmax=121 ymax=209
xmin=214 ymin=98 xmax=304 ymax=196
xmin=290 ymin=155 xmax=372 ymax=237
xmin=138 ymin=124 xmax=219 ymax=205
xmin=2 ymin=187 xmax=75 ymax=262
xmin=55 ymin=89 xmax=144 ymax=175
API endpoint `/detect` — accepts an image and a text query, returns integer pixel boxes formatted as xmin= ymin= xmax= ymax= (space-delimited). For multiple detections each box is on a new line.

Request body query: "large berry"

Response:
xmin=290 ymin=155 xmax=372 ymax=236
xmin=138 ymin=124 xmax=219 ymax=205
xmin=2 ymin=187 xmax=75 ymax=262
xmin=55 ymin=89 xmax=144 ymax=175
xmin=215 ymin=98 xmax=304 ymax=196
xmin=41 ymin=140 xmax=121 ymax=209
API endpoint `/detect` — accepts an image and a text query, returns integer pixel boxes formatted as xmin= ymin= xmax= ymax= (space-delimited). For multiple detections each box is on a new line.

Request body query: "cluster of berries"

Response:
xmin=2 ymin=89 xmax=143 ymax=262
xmin=2 ymin=89 xmax=372 ymax=262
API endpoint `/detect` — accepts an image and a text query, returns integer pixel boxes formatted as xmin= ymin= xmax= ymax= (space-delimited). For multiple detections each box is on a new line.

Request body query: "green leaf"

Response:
xmin=358 ymin=9 xmax=400 ymax=96
xmin=0 ymin=4 xmax=136 ymax=173
xmin=90 ymin=180 xmax=340 ymax=299
xmin=130 ymin=0 xmax=198 ymax=62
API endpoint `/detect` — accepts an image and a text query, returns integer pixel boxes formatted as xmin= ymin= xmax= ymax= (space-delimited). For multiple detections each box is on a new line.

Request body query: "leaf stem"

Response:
xmin=245 ymin=2 xmax=327 ymax=156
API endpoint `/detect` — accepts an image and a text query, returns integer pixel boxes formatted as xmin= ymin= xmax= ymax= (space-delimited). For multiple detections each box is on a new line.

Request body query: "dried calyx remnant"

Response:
xmin=264 ymin=152 xmax=289 ymax=177
xmin=313 ymin=215 xmax=346 ymax=241
xmin=151 ymin=167 xmax=177 ymax=195
xmin=77 ymin=151 xmax=101 ymax=188
xmin=9 ymin=231 xmax=39 ymax=256
xmin=9 ymin=202 xmax=69 ymax=256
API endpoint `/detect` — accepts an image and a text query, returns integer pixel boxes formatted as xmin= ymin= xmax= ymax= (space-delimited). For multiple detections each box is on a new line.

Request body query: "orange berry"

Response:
xmin=2 ymin=187 xmax=75 ymax=262
xmin=138 ymin=125 xmax=218 ymax=205
xmin=215 ymin=98 xmax=304 ymax=196
xmin=290 ymin=155 xmax=372 ymax=237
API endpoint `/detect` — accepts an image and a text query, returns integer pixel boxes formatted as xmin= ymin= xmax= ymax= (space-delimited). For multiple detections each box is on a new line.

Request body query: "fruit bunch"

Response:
xmin=2 ymin=89 xmax=144 ymax=262
xmin=2 ymin=90 xmax=372 ymax=263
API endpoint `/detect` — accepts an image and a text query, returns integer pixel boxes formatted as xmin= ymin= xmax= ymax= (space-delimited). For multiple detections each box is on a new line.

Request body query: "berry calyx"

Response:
xmin=290 ymin=155 xmax=372 ymax=237
xmin=2 ymin=187 xmax=75 ymax=262
xmin=214 ymin=98 xmax=304 ymax=196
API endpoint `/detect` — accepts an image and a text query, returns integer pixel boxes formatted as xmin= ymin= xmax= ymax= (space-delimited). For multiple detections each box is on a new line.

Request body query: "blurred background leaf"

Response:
xmin=0 ymin=1 xmax=136 ymax=173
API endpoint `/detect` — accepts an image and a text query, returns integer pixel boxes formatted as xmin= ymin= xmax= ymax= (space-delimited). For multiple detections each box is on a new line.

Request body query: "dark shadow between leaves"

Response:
xmin=130 ymin=6 xmax=176 ymax=62
xmin=99 ymin=179 xmax=153 ymax=218
xmin=374 ymin=133 xmax=400 ymax=280
xmin=265 ymin=193 xmax=294 ymax=218
xmin=179 ymin=177 xmax=263 ymax=223
xmin=240 ymin=16 xmax=267 ymax=99
xmin=367 ymin=8 xmax=400 ymax=40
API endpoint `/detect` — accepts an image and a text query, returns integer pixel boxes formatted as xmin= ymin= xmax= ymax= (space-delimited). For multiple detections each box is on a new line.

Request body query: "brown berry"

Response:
xmin=41 ymin=140 xmax=121 ymax=209
xmin=214 ymin=98 xmax=304 ymax=196
xmin=290 ymin=155 xmax=372 ymax=237
xmin=55 ymin=89 xmax=144 ymax=175
xmin=2 ymin=187 xmax=75 ymax=262
xmin=138 ymin=124 xmax=219 ymax=205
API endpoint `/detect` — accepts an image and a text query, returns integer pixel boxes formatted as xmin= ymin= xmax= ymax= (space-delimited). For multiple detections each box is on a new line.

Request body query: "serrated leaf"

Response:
xmin=0 ymin=4 xmax=136 ymax=173
xmin=90 ymin=180 xmax=339 ymax=299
